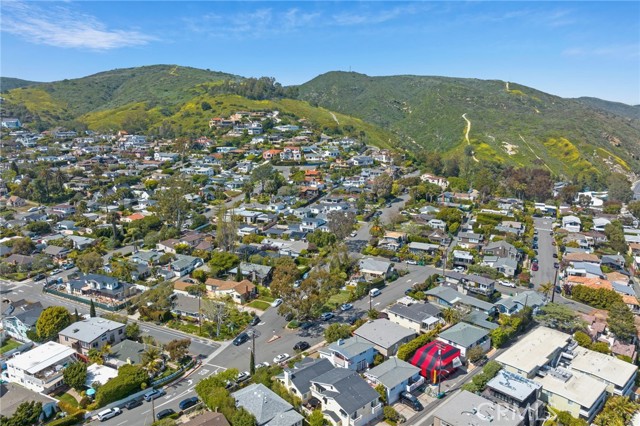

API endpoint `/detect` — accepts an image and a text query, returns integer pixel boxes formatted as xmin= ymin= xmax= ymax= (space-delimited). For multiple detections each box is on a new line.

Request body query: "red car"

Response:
xmin=532 ymin=263 xmax=539 ymax=271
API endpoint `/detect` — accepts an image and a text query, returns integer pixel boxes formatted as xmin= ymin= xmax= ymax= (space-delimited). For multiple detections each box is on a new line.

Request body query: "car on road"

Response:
xmin=340 ymin=303 xmax=353 ymax=311
xmin=555 ymin=286 xmax=562 ymax=294
xmin=49 ymin=269 xmax=61 ymax=276
xmin=62 ymin=263 xmax=75 ymax=270
xmin=283 ymin=312 xmax=294 ymax=321
xmin=257 ymin=361 xmax=270 ymax=368
xmin=391 ymin=257 xmax=401 ymax=262
xmin=498 ymin=280 xmax=516 ymax=288
xmin=224 ymin=380 xmax=237 ymax=390
xmin=552 ymin=241 xmax=557 ymax=246
xmin=399 ymin=392 xmax=423 ymax=411
xmin=532 ymin=258 xmax=539 ymax=264
xmin=249 ymin=315 xmax=261 ymax=326
xmin=33 ymin=273 xmax=46 ymax=282
xmin=346 ymin=315 xmax=359 ymax=325
xmin=124 ymin=398 xmax=143 ymax=410
xmin=350 ymin=231 xmax=357 ymax=237
xmin=273 ymin=353 xmax=290 ymax=364
xmin=144 ymin=389 xmax=166 ymax=402
xmin=531 ymin=263 xmax=539 ymax=271
xmin=554 ymin=262 xmax=560 ymax=269
xmin=233 ymin=332 xmax=250 ymax=346
xmin=293 ymin=341 xmax=310 ymax=351
xmin=553 ymin=253 xmax=558 ymax=258
xmin=320 ymin=312 xmax=335 ymax=321
xmin=271 ymin=298 xmax=283 ymax=308
xmin=453 ymin=266 xmax=465 ymax=273
xmin=405 ymin=259 xmax=418 ymax=265
xmin=369 ymin=288 xmax=381 ymax=297
xmin=98 ymin=407 xmax=121 ymax=422
xmin=179 ymin=396 xmax=199 ymax=410
xmin=156 ymin=409 xmax=176 ymax=420
xmin=237 ymin=371 xmax=251 ymax=383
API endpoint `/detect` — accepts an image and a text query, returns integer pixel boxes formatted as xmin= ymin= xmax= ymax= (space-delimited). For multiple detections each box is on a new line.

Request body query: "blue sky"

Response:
xmin=1 ymin=1 xmax=639 ymax=104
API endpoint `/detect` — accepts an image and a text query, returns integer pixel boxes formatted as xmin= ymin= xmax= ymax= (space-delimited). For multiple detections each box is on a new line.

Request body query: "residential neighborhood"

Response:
xmin=1 ymin=107 xmax=640 ymax=426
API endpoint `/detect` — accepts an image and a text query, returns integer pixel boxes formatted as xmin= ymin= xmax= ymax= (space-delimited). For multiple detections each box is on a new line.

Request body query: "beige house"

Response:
xmin=206 ymin=278 xmax=256 ymax=304
xmin=58 ymin=318 xmax=126 ymax=355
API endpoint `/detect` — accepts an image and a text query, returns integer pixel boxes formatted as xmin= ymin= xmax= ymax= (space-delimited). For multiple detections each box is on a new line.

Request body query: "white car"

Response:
xmin=453 ymin=266 xmax=465 ymax=273
xmin=258 ymin=361 xmax=270 ymax=368
xmin=273 ymin=353 xmax=290 ymax=364
xmin=350 ymin=231 xmax=358 ymax=237
xmin=498 ymin=280 xmax=516 ymax=288
xmin=237 ymin=371 xmax=251 ymax=382
xmin=271 ymin=298 xmax=283 ymax=307
xmin=405 ymin=259 xmax=418 ymax=265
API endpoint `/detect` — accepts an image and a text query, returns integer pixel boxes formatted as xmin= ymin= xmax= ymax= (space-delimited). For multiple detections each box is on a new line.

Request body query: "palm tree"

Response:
xmin=540 ymin=282 xmax=554 ymax=301
xmin=141 ymin=346 xmax=163 ymax=376
xmin=442 ymin=308 xmax=460 ymax=325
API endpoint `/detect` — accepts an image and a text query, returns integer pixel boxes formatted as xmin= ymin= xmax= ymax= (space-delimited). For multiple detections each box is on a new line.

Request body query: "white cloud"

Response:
xmin=563 ymin=44 xmax=640 ymax=60
xmin=1 ymin=1 xmax=155 ymax=50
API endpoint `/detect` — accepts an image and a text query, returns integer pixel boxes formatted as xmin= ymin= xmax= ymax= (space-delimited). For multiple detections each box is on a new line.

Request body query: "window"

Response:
xmin=118 ymin=329 xmax=123 ymax=334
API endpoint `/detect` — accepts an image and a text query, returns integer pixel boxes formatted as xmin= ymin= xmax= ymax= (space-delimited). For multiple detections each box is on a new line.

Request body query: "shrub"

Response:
xmin=383 ymin=406 xmax=399 ymax=423
xmin=46 ymin=411 xmax=86 ymax=426
xmin=397 ymin=328 xmax=439 ymax=361
xmin=94 ymin=364 xmax=148 ymax=407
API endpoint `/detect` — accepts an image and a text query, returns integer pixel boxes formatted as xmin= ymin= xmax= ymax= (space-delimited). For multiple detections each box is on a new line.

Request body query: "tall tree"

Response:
xmin=76 ymin=251 xmax=104 ymax=274
xmin=372 ymin=173 xmax=393 ymax=200
xmin=89 ymin=299 xmax=96 ymax=317
xmin=155 ymin=175 xmax=195 ymax=229
xmin=216 ymin=207 xmax=238 ymax=252
xmin=63 ymin=361 xmax=87 ymax=391
xmin=327 ymin=210 xmax=356 ymax=241
xmin=165 ymin=338 xmax=191 ymax=362
xmin=36 ymin=306 xmax=72 ymax=341
xmin=607 ymin=173 xmax=633 ymax=203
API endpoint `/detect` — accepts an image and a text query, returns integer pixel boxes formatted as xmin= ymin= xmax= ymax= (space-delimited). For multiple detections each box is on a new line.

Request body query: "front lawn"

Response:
xmin=57 ymin=392 xmax=79 ymax=408
xmin=248 ymin=300 xmax=271 ymax=311
xmin=324 ymin=291 xmax=352 ymax=310
xmin=0 ymin=338 xmax=21 ymax=354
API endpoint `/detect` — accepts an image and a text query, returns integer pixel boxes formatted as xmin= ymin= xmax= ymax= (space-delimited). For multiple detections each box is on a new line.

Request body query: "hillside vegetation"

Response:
xmin=0 ymin=77 xmax=42 ymax=92
xmin=297 ymin=72 xmax=640 ymax=177
xmin=2 ymin=65 xmax=639 ymax=179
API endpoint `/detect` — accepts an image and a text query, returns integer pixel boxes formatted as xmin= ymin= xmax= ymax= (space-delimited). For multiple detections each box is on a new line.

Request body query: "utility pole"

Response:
xmin=151 ymin=395 xmax=156 ymax=421
xmin=551 ymin=265 xmax=560 ymax=303
xmin=437 ymin=348 xmax=442 ymax=396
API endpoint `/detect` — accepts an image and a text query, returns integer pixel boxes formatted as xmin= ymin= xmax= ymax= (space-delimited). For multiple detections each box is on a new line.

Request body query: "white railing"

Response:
xmin=371 ymin=403 xmax=383 ymax=414
xmin=351 ymin=414 xmax=364 ymax=426
xmin=406 ymin=376 xmax=425 ymax=393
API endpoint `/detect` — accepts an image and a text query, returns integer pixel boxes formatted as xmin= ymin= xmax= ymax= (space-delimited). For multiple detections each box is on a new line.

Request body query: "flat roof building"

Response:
xmin=495 ymin=327 xmax=571 ymax=378
xmin=6 ymin=341 xmax=77 ymax=393
xmin=432 ymin=390 xmax=525 ymax=426
xmin=569 ymin=347 xmax=637 ymax=396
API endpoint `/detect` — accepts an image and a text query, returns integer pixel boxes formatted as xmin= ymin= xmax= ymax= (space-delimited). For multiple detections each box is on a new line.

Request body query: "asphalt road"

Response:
xmin=530 ymin=217 xmax=558 ymax=289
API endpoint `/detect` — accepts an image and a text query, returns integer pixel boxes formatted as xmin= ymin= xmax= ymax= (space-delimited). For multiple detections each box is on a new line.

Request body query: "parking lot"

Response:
xmin=0 ymin=382 xmax=57 ymax=417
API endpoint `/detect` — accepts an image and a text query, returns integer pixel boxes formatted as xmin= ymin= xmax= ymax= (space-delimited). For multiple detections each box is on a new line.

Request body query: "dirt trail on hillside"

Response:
xmin=462 ymin=113 xmax=479 ymax=163
xmin=330 ymin=112 xmax=340 ymax=125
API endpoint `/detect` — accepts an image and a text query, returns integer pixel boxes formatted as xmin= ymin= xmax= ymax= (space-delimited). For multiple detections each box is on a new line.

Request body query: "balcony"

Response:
xmin=371 ymin=402 xmax=383 ymax=415
xmin=406 ymin=376 xmax=425 ymax=393
xmin=350 ymin=414 xmax=364 ymax=426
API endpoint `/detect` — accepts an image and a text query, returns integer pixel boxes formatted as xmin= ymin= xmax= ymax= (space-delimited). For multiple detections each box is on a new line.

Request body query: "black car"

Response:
xmin=400 ymin=392 xmax=423 ymax=411
xmin=553 ymin=253 xmax=558 ymax=258
xmin=179 ymin=396 xmax=199 ymax=410
xmin=293 ymin=341 xmax=310 ymax=351
xmin=156 ymin=409 xmax=175 ymax=420
xmin=33 ymin=273 xmax=46 ymax=282
xmin=124 ymin=398 xmax=143 ymax=410
xmin=284 ymin=312 xmax=294 ymax=322
xmin=233 ymin=332 xmax=250 ymax=346
xmin=300 ymin=321 xmax=314 ymax=330
xmin=249 ymin=316 xmax=260 ymax=326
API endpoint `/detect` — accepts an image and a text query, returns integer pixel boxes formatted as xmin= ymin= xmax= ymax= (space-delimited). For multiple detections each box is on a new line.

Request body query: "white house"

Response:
xmin=6 ymin=341 xmax=78 ymax=393
xmin=562 ymin=215 xmax=582 ymax=232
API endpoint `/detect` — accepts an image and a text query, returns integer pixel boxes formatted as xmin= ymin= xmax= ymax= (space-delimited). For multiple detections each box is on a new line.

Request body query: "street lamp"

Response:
xmin=436 ymin=348 xmax=442 ymax=396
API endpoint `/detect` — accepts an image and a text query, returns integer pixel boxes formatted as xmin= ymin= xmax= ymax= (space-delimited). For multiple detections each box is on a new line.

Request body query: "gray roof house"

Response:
xmin=58 ymin=317 xmax=126 ymax=355
xmin=310 ymin=368 xmax=382 ymax=426
xmin=493 ymin=257 xmax=518 ymax=278
xmin=318 ymin=336 xmax=377 ymax=371
xmin=233 ymin=383 xmax=303 ymax=426
xmin=229 ymin=262 xmax=273 ymax=284
xmin=432 ymin=390 xmax=525 ymax=426
xmin=281 ymin=358 xmax=335 ymax=402
xmin=363 ymin=357 xmax=423 ymax=403
xmin=437 ymin=322 xmax=491 ymax=358
xmin=1 ymin=300 xmax=44 ymax=342
xmin=107 ymin=340 xmax=156 ymax=367
xmin=425 ymin=286 xmax=496 ymax=315
xmin=386 ymin=302 xmax=442 ymax=333
xmin=358 ymin=258 xmax=393 ymax=281
xmin=353 ymin=319 xmax=416 ymax=357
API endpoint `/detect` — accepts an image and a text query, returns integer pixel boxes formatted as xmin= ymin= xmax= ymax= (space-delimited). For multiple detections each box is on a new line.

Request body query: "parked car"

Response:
xmin=320 ymin=312 xmax=334 ymax=321
xmin=257 ymin=361 xmax=270 ymax=368
xmin=300 ymin=321 xmax=314 ymax=330
xmin=233 ymin=332 xmax=250 ymax=346
xmin=498 ymin=280 xmax=516 ymax=288
xmin=453 ymin=266 xmax=465 ymax=273
xmin=346 ymin=315 xmax=359 ymax=325
xmin=271 ymin=298 xmax=283 ymax=308
xmin=340 ymin=303 xmax=353 ymax=311
xmin=249 ymin=315 xmax=261 ymax=326
xmin=350 ymin=231 xmax=357 ymax=237
xmin=369 ymin=288 xmax=381 ymax=297
xmin=405 ymin=259 xmax=418 ymax=265
xmin=531 ymin=263 xmax=539 ymax=271
xmin=273 ymin=353 xmax=290 ymax=364
xmin=156 ymin=409 xmax=175 ymax=420
xmin=62 ymin=263 xmax=75 ymax=270
xmin=33 ymin=273 xmax=46 ymax=282
xmin=98 ymin=407 xmax=121 ymax=422
xmin=179 ymin=396 xmax=199 ymax=410
xmin=49 ymin=269 xmax=61 ymax=276
xmin=294 ymin=341 xmax=310 ymax=351
xmin=554 ymin=262 xmax=560 ymax=269
xmin=144 ymin=389 xmax=166 ymax=402
xmin=124 ymin=398 xmax=143 ymax=410
xmin=400 ymin=392 xmax=423 ymax=411
xmin=283 ymin=312 xmax=294 ymax=322
xmin=553 ymin=253 xmax=558 ymax=258
xmin=391 ymin=257 xmax=401 ymax=262
xmin=236 ymin=371 xmax=251 ymax=383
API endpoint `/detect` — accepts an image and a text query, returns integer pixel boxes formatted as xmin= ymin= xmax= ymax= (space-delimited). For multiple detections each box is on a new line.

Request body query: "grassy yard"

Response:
xmin=0 ymin=338 xmax=21 ymax=354
xmin=57 ymin=392 xmax=79 ymax=408
xmin=248 ymin=300 xmax=271 ymax=311
xmin=325 ymin=290 xmax=352 ymax=310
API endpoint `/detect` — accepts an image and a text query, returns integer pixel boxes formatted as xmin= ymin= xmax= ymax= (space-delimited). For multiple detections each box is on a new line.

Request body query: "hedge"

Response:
xmin=94 ymin=364 xmax=148 ymax=407
xmin=397 ymin=328 xmax=440 ymax=361
xmin=46 ymin=411 xmax=86 ymax=426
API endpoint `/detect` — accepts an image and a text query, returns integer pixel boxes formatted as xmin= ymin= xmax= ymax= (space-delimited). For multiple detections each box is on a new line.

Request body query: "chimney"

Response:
xmin=337 ymin=339 xmax=344 ymax=346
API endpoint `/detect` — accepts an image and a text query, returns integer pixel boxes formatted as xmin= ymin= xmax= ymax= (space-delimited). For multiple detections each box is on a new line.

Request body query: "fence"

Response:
xmin=1 ymin=341 xmax=34 ymax=359
xmin=151 ymin=358 xmax=196 ymax=387
xmin=44 ymin=287 xmax=128 ymax=312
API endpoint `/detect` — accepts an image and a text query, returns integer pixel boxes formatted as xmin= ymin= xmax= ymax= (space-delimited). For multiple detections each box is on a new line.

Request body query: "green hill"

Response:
xmin=574 ymin=97 xmax=640 ymax=121
xmin=296 ymin=72 xmax=640 ymax=177
xmin=0 ymin=77 xmax=42 ymax=92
